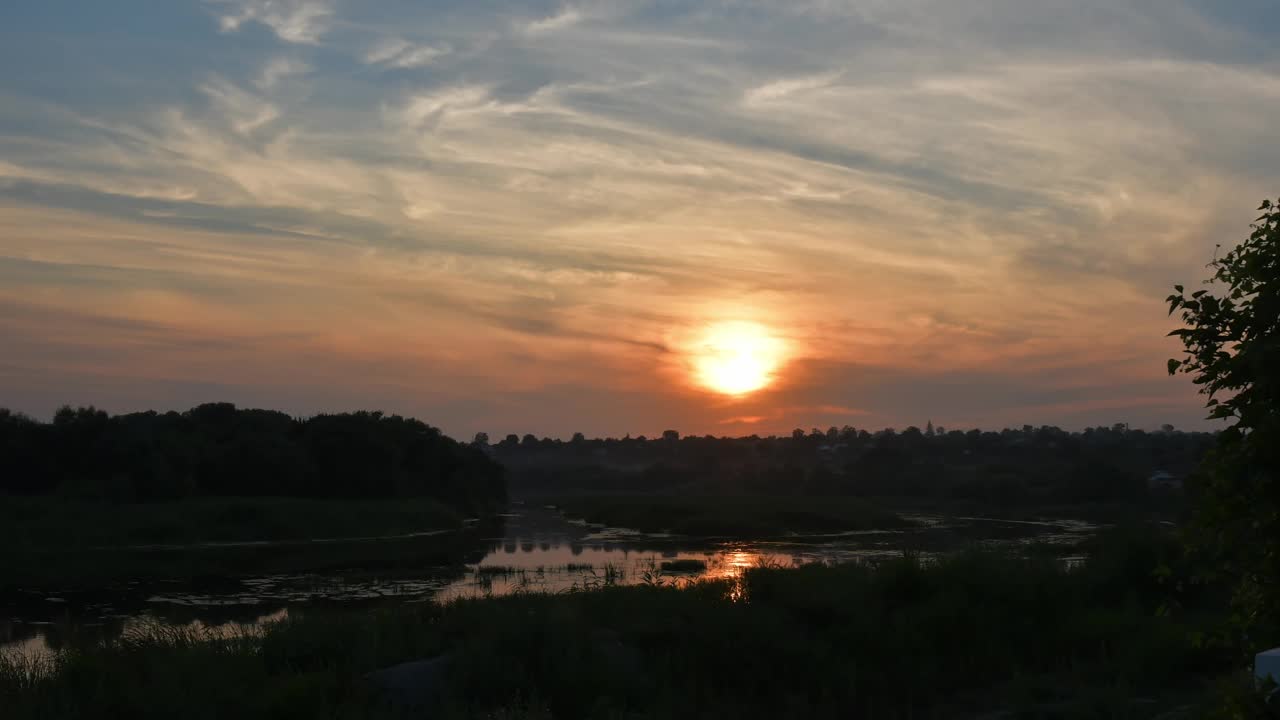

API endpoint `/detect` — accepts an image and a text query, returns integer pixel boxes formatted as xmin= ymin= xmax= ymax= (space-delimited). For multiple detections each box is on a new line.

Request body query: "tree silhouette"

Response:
xmin=0 ymin=404 xmax=505 ymax=513
xmin=1168 ymin=197 xmax=1280 ymax=646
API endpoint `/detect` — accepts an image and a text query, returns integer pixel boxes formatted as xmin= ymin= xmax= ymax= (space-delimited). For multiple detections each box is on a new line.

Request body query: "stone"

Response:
xmin=1258 ymin=648 xmax=1280 ymax=689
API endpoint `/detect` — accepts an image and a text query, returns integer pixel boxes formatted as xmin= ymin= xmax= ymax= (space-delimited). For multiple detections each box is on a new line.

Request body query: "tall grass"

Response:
xmin=0 ymin=531 xmax=1238 ymax=719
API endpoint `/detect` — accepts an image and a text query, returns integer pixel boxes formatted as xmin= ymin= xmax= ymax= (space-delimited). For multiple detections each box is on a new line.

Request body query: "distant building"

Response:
xmin=1147 ymin=471 xmax=1182 ymax=491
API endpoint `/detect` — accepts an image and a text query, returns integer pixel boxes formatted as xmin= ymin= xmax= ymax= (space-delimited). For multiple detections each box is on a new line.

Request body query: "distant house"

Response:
xmin=1147 ymin=471 xmax=1182 ymax=492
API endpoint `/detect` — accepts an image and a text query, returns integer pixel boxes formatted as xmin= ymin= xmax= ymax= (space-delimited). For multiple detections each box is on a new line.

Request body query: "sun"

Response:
xmin=690 ymin=321 xmax=787 ymax=397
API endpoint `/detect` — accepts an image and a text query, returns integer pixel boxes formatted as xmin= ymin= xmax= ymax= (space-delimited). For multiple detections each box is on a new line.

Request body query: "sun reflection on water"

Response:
xmin=708 ymin=548 xmax=795 ymax=601
xmin=3 ymin=506 xmax=1102 ymax=664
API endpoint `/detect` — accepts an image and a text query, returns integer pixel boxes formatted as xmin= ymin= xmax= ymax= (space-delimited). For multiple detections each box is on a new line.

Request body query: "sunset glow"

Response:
xmin=691 ymin=322 xmax=788 ymax=397
xmin=0 ymin=1 xmax=1264 ymax=436
xmin=1 ymin=3 xmax=1274 ymax=713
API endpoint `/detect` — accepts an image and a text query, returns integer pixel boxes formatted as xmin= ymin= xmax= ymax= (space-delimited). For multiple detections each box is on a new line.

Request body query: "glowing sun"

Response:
xmin=690 ymin=321 xmax=787 ymax=397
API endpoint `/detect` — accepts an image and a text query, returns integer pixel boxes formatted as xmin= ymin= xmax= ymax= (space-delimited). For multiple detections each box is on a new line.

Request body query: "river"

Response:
xmin=1 ymin=502 xmax=1097 ymax=663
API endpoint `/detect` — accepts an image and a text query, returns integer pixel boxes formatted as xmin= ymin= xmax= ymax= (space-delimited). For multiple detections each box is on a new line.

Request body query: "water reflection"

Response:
xmin=1 ymin=503 xmax=1097 ymax=664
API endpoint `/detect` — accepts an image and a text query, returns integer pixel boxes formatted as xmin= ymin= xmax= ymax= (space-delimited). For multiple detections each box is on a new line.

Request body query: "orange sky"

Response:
xmin=3 ymin=1 xmax=1276 ymax=437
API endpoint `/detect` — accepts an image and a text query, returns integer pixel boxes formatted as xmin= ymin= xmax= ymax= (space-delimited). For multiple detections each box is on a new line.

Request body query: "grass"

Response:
xmin=553 ymin=494 xmax=911 ymax=536
xmin=0 ymin=531 xmax=1242 ymax=719
xmin=0 ymin=496 xmax=483 ymax=592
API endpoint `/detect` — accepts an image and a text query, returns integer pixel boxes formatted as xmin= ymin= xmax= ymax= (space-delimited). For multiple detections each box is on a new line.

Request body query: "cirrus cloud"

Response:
xmin=0 ymin=0 xmax=1276 ymax=437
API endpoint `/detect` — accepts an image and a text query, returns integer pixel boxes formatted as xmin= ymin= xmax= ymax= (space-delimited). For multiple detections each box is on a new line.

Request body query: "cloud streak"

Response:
xmin=525 ymin=8 xmax=584 ymax=34
xmin=214 ymin=0 xmax=334 ymax=44
xmin=0 ymin=0 xmax=1275 ymax=436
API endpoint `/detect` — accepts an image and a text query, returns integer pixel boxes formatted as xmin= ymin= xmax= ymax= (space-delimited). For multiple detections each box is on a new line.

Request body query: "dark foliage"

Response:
xmin=496 ymin=423 xmax=1213 ymax=509
xmin=0 ymin=404 xmax=505 ymax=513
xmin=1169 ymin=198 xmax=1280 ymax=649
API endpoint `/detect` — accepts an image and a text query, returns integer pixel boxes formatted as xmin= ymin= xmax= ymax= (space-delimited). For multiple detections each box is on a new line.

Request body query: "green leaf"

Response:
xmin=1167 ymin=359 xmax=1182 ymax=374
xmin=1189 ymin=631 xmax=1204 ymax=649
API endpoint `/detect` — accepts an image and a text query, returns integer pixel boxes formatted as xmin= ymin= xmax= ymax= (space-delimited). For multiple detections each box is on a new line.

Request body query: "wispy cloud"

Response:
xmin=743 ymin=71 xmax=843 ymax=106
xmin=364 ymin=39 xmax=451 ymax=68
xmin=394 ymin=85 xmax=499 ymax=127
xmin=256 ymin=57 xmax=310 ymax=89
xmin=213 ymin=0 xmax=333 ymax=44
xmin=1 ymin=0 xmax=1276 ymax=435
xmin=199 ymin=77 xmax=280 ymax=135
xmin=525 ymin=7 xmax=583 ymax=34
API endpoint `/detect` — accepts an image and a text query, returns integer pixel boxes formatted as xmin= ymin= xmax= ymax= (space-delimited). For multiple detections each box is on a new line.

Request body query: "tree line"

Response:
xmin=493 ymin=423 xmax=1215 ymax=505
xmin=0 ymin=403 xmax=506 ymax=514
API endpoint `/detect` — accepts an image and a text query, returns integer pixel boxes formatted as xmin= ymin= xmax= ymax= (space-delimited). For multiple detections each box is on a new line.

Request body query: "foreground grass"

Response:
xmin=554 ymin=494 xmax=911 ymax=536
xmin=0 ymin=497 xmax=475 ymax=591
xmin=0 ymin=534 xmax=1240 ymax=719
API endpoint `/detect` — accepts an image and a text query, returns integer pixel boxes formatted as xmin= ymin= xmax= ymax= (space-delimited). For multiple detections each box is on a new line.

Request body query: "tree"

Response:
xmin=0 ymin=404 xmax=507 ymax=510
xmin=472 ymin=432 xmax=490 ymax=447
xmin=1168 ymin=197 xmax=1280 ymax=648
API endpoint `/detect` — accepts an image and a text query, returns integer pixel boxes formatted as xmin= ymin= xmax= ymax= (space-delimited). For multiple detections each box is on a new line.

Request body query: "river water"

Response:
xmin=1 ymin=502 xmax=1097 ymax=663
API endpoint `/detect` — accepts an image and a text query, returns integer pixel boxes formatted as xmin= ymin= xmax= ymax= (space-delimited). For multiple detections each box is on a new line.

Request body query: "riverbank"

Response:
xmin=550 ymin=494 xmax=911 ymax=536
xmin=864 ymin=494 xmax=1188 ymax=525
xmin=3 ymin=497 xmax=467 ymax=548
xmin=3 ymin=502 xmax=1114 ymax=665
xmin=0 ymin=538 xmax=1237 ymax=719
xmin=0 ymin=497 xmax=481 ymax=591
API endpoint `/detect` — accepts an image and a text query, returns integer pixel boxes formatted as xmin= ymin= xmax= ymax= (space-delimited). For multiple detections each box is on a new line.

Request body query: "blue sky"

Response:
xmin=2 ymin=0 xmax=1277 ymax=437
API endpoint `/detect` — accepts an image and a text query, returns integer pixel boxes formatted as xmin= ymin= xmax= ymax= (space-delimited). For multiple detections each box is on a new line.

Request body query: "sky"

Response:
xmin=1 ymin=1 xmax=1277 ymax=439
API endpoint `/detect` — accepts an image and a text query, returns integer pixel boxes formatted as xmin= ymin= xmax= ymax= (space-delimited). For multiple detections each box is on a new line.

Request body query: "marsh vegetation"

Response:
xmin=0 ymin=497 xmax=487 ymax=592
xmin=0 ymin=531 xmax=1239 ymax=719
